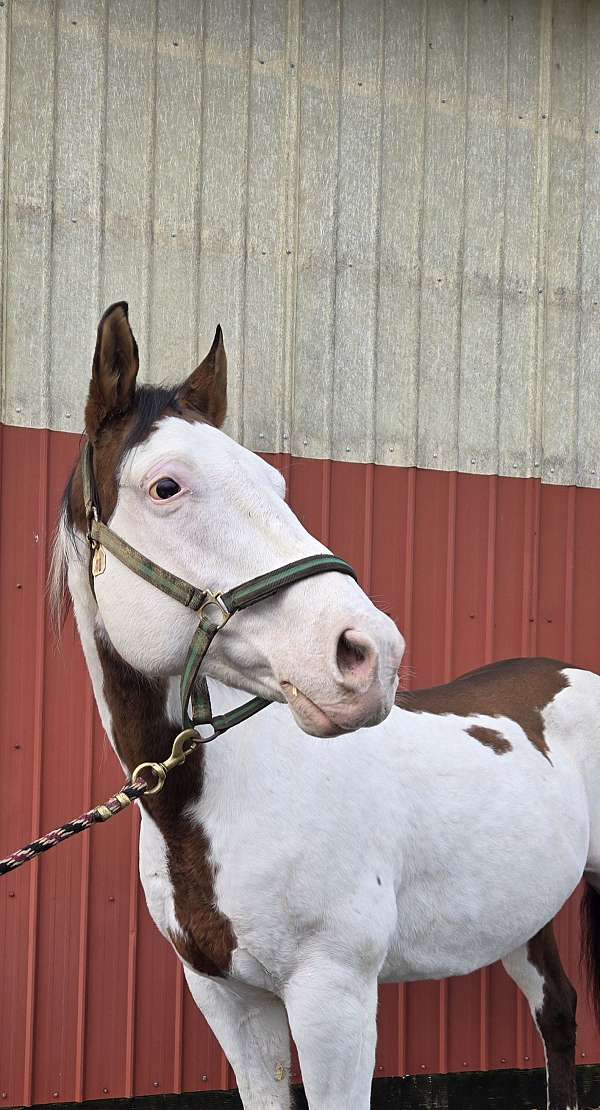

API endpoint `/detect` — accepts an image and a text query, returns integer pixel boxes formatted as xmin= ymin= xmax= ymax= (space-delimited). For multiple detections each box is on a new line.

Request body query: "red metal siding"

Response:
xmin=1 ymin=425 xmax=599 ymax=1104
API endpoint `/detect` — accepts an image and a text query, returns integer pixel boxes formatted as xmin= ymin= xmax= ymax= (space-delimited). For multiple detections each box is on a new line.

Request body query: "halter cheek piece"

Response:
xmin=82 ymin=441 xmax=357 ymax=755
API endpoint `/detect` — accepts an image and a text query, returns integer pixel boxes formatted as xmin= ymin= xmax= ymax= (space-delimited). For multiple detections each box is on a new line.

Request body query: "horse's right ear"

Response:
xmin=85 ymin=302 xmax=139 ymax=441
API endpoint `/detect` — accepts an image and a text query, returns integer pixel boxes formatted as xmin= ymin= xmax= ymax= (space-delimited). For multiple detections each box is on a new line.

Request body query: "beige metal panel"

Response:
xmin=290 ymin=0 xmax=339 ymax=461
xmin=328 ymin=0 xmax=383 ymax=463
xmin=456 ymin=0 xmax=507 ymax=477
xmin=2 ymin=0 xmax=600 ymax=488
xmin=194 ymin=0 xmax=251 ymax=444
xmin=497 ymin=0 xmax=548 ymax=481
xmin=240 ymin=0 xmax=297 ymax=455
xmin=101 ymin=0 xmax=157 ymax=372
xmin=416 ymin=0 xmax=467 ymax=472
xmin=48 ymin=0 xmax=107 ymax=431
xmin=575 ymin=3 xmax=600 ymax=488
xmin=0 ymin=0 xmax=8 ymax=426
xmin=3 ymin=0 xmax=57 ymax=428
xmin=542 ymin=4 xmax=585 ymax=486
xmin=374 ymin=0 xmax=425 ymax=467
xmin=148 ymin=0 xmax=204 ymax=378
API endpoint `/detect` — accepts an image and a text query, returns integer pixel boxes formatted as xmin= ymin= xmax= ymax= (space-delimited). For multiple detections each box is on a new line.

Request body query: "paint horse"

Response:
xmin=54 ymin=302 xmax=600 ymax=1110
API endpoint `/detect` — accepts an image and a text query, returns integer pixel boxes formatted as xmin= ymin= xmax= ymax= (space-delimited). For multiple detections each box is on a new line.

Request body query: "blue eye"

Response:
xmin=150 ymin=477 xmax=181 ymax=500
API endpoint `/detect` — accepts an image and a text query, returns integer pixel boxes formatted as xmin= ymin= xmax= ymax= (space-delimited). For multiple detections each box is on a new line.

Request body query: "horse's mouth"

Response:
xmin=279 ymin=681 xmax=347 ymax=738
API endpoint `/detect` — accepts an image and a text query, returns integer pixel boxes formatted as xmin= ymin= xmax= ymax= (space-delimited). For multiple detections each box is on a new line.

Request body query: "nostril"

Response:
xmin=337 ymin=632 xmax=366 ymax=674
xmin=336 ymin=628 xmax=378 ymax=689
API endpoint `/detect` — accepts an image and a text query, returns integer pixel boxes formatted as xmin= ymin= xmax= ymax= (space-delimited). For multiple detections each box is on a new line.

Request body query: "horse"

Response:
xmin=52 ymin=301 xmax=600 ymax=1110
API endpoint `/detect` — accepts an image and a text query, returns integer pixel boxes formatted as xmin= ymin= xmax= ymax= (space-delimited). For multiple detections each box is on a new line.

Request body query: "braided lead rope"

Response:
xmin=0 ymin=726 xmax=212 ymax=877
xmin=0 ymin=780 xmax=148 ymax=876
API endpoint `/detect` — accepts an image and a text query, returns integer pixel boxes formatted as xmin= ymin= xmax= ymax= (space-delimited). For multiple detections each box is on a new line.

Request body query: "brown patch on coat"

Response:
xmin=397 ymin=657 xmax=570 ymax=762
xmin=527 ymin=922 xmax=578 ymax=1110
xmin=95 ymin=634 xmax=236 ymax=977
xmin=465 ymin=725 xmax=512 ymax=755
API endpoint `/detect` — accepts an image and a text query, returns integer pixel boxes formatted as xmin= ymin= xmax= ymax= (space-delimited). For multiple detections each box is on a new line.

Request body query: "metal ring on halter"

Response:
xmin=197 ymin=591 xmax=231 ymax=628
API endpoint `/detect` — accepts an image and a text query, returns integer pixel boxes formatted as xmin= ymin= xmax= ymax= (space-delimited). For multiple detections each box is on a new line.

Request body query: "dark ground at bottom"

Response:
xmin=27 ymin=1065 xmax=600 ymax=1109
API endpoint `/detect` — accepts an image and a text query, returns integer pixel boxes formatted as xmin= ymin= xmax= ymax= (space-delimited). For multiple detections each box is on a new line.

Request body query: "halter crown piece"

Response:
xmin=81 ymin=441 xmax=358 ymax=749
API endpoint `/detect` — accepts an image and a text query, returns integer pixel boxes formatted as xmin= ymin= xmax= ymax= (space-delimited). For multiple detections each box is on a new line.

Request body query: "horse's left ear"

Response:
xmin=85 ymin=301 xmax=139 ymax=441
xmin=179 ymin=325 xmax=227 ymax=428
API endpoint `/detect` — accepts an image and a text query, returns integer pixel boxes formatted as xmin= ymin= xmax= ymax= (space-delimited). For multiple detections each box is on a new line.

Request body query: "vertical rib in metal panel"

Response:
xmin=575 ymin=2 xmax=600 ymax=489
xmin=102 ymin=0 xmax=157 ymax=362
xmin=416 ymin=0 xmax=467 ymax=473
xmin=498 ymin=0 xmax=547 ymax=481
xmin=291 ymin=0 xmax=339 ymax=462
xmin=541 ymin=3 xmax=585 ymax=486
xmin=375 ymin=0 xmax=425 ymax=467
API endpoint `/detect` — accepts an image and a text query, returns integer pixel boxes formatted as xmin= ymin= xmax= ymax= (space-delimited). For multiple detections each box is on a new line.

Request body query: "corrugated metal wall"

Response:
xmin=2 ymin=426 xmax=600 ymax=1104
xmin=2 ymin=0 xmax=600 ymax=1104
xmin=1 ymin=0 xmax=600 ymax=484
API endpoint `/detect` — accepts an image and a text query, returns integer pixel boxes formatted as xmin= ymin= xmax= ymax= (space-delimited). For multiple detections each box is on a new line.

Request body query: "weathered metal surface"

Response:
xmin=1 ymin=423 xmax=600 ymax=1104
xmin=1 ymin=0 xmax=600 ymax=484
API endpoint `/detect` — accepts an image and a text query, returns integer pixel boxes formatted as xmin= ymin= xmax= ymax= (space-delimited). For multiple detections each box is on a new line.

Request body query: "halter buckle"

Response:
xmin=92 ymin=545 xmax=106 ymax=577
xmin=198 ymin=591 xmax=231 ymax=629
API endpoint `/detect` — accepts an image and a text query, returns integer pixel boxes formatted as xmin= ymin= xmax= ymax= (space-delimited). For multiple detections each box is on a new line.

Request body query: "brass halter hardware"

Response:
xmin=131 ymin=729 xmax=206 ymax=797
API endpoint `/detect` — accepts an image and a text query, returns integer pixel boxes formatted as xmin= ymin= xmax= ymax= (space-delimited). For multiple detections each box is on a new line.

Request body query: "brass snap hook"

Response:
xmin=131 ymin=729 xmax=201 ymax=796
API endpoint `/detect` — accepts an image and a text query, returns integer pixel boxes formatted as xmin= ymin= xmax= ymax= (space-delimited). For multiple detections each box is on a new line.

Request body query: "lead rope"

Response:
xmin=0 ymin=725 xmax=212 ymax=876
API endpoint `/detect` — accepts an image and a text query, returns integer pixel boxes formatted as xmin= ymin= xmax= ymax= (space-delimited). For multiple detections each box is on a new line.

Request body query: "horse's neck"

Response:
xmin=68 ymin=557 xmax=246 ymax=781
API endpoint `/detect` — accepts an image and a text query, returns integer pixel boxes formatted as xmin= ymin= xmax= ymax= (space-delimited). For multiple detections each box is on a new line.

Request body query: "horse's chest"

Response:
xmin=138 ymin=807 xmax=235 ymax=978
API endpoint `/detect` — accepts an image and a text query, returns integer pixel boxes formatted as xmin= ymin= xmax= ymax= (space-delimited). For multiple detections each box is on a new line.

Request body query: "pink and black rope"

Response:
xmin=0 ymin=780 xmax=147 ymax=876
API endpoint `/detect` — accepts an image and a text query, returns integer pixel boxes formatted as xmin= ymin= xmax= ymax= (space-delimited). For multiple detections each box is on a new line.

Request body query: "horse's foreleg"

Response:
xmin=184 ymin=968 xmax=293 ymax=1110
xmin=284 ymin=958 xmax=378 ymax=1110
xmin=502 ymin=922 xmax=578 ymax=1110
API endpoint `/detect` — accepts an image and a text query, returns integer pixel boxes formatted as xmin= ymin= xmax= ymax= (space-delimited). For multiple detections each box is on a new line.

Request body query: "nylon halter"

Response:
xmin=81 ymin=441 xmax=357 ymax=739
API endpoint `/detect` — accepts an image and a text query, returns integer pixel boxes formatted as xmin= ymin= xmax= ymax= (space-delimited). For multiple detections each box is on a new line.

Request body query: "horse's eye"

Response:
xmin=149 ymin=477 xmax=182 ymax=501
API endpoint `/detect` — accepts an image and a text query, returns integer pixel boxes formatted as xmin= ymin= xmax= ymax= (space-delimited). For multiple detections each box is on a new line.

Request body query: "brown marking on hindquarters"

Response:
xmin=528 ymin=923 xmax=578 ymax=1110
xmin=465 ymin=725 xmax=512 ymax=755
xmin=95 ymin=634 xmax=236 ymax=977
xmin=397 ymin=657 xmax=570 ymax=762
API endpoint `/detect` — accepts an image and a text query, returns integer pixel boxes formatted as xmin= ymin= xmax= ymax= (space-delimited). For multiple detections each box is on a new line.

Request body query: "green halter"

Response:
xmin=81 ymin=442 xmax=357 ymax=738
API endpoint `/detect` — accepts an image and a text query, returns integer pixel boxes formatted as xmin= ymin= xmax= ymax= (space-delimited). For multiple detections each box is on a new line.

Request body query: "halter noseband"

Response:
xmin=81 ymin=441 xmax=357 ymax=740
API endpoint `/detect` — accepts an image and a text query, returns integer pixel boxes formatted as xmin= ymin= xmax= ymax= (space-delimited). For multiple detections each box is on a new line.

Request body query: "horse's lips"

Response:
xmin=280 ymin=682 xmax=346 ymax=738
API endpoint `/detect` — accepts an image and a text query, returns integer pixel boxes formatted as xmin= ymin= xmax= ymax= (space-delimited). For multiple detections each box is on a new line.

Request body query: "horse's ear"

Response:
xmin=179 ymin=325 xmax=227 ymax=428
xmin=85 ymin=302 xmax=139 ymax=441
